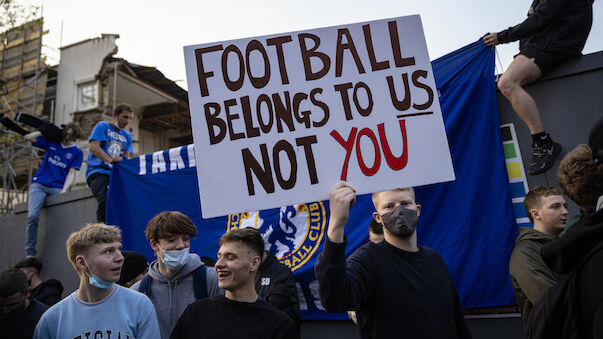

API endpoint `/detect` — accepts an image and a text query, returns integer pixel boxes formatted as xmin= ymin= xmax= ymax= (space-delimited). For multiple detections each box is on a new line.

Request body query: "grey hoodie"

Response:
xmin=131 ymin=253 xmax=221 ymax=339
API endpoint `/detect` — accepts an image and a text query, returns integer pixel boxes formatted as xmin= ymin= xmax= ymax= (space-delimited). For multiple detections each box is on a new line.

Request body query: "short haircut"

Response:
xmin=13 ymin=257 xmax=43 ymax=274
xmin=219 ymin=228 xmax=264 ymax=258
xmin=372 ymin=187 xmax=415 ymax=209
xmin=114 ymin=103 xmax=133 ymax=116
xmin=523 ymin=186 xmax=562 ymax=223
xmin=118 ymin=251 xmax=148 ymax=286
xmin=557 ymin=144 xmax=603 ymax=209
xmin=145 ymin=211 xmax=197 ymax=242
xmin=66 ymin=223 xmax=122 ymax=270
xmin=0 ymin=269 xmax=28 ymax=297
xmin=63 ymin=122 xmax=81 ymax=139
xmin=368 ymin=218 xmax=383 ymax=235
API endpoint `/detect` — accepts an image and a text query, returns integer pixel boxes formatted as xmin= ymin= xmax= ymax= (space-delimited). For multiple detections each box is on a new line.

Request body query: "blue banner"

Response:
xmin=107 ymin=40 xmax=516 ymax=320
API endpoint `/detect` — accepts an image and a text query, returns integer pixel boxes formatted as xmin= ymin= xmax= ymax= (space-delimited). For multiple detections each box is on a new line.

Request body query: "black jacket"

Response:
xmin=541 ymin=208 xmax=603 ymax=339
xmin=254 ymin=251 xmax=301 ymax=328
xmin=497 ymin=0 xmax=593 ymax=55
xmin=30 ymin=279 xmax=63 ymax=306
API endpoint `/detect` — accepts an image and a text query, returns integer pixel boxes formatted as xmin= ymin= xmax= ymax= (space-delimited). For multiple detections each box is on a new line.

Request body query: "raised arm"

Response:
xmin=326 ymin=182 xmax=356 ymax=243
xmin=314 ymin=182 xmax=375 ymax=312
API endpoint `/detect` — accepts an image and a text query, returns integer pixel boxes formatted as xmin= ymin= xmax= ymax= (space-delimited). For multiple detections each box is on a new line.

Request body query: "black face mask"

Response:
xmin=380 ymin=205 xmax=418 ymax=238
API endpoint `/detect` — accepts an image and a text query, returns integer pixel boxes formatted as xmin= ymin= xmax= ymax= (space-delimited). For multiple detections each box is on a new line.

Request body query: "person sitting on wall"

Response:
xmin=0 ymin=268 xmax=49 ymax=339
xmin=170 ymin=228 xmax=299 ymax=339
xmin=315 ymin=183 xmax=472 ymax=339
xmin=13 ymin=257 xmax=64 ymax=306
xmin=483 ymin=0 xmax=594 ymax=175
xmin=33 ymin=223 xmax=161 ymax=338
xmin=4 ymin=118 xmax=83 ymax=258
xmin=509 ymin=186 xmax=567 ymax=325
xmin=86 ymin=103 xmax=134 ymax=223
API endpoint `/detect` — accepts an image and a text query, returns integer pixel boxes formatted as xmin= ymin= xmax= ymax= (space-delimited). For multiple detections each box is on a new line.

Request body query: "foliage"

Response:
xmin=0 ymin=0 xmax=41 ymax=35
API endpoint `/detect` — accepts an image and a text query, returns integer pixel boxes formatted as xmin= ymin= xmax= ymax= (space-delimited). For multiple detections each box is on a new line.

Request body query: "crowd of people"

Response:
xmin=1 ymin=1 xmax=601 ymax=338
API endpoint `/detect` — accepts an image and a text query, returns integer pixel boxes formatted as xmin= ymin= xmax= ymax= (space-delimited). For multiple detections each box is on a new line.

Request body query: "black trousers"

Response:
xmin=87 ymin=173 xmax=110 ymax=223
xmin=0 ymin=112 xmax=63 ymax=143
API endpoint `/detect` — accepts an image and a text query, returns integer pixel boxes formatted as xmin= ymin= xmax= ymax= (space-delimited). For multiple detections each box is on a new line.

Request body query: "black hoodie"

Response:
xmin=254 ymin=251 xmax=301 ymax=329
xmin=541 ymin=208 xmax=603 ymax=338
xmin=30 ymin=278 xmax=64 ymax=306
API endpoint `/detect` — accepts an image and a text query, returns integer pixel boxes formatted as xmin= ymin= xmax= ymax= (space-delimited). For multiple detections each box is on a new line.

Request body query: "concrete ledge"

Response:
xmin=13 ymin=187 xmax=94 ymax=214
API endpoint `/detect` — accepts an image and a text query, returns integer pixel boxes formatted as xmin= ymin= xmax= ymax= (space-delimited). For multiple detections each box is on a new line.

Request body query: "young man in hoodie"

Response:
xmin=509 ymin=186 xmax=568 ymax=325
xmin=541 ymin=116 xmax=603 ymax=337
xmin=131 ymin=211 xmax=221 ymax=339
xmin=13 ymin=257 xmax=63 ymax=306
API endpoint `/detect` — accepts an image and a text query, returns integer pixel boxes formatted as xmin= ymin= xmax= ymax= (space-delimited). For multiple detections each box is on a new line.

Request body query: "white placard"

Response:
xmin=184 ymin=15 xmax=455 ymax=218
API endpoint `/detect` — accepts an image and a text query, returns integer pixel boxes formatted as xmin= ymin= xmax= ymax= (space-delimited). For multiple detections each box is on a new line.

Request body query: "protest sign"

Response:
xmin=184 ymin=15 xmax=454 ymax=218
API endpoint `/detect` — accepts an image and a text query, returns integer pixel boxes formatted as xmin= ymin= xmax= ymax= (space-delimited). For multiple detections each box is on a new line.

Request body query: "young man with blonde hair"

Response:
xmin=315 ymin=183 xmax=471 ymax=339
xmin=34 ymin=223 xmax=160 ymax=339
xmin=171 ymin=228 xmax=298 ymax=339
xmin=130 ymin=211 xmax=221 ymax=339
xmin=509 ymin=186 xmax=567 ymax=325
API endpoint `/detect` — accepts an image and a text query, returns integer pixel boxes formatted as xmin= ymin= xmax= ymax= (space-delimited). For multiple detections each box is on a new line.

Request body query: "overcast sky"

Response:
xmin=22 ymin=0 xmax=603 ymax=90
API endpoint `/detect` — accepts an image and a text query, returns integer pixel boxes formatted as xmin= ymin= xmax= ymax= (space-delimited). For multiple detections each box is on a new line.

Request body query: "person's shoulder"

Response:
xmin=93 ymin=121 xmax=110 ymax=129
xmin=30 ymin=299 xmax=50 ymax=313
xmin=256 ymin=300 xmax=296 ymax=325
xmin=39 ymin=292 xmax=73 ymax=318
xmin=419 ymin=246 xmax=448 ymax=263
xmin=118 ymin=285 xmax=148 ymax=299
xmin=184 ymin=295 xmax=223 ymax=313
xmin=358 ymin=240 xmax=381 ymax=254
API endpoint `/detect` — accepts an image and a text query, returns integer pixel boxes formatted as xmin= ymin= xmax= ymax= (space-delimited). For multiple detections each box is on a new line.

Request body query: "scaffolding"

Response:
xmin=0 ymin=18 xmax=52 ymax=214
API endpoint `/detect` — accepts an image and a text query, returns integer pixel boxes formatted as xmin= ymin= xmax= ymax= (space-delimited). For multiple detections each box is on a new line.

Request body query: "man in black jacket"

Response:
xmin=483 ymin=0 xmax=593 ymax=176
xmin=254 ymin=250 xmax=301 ymax=328
xmin=13 ymin=257 xmax=63 ymax=306
xmin=540 ymin=116 xmax=603 ymax=338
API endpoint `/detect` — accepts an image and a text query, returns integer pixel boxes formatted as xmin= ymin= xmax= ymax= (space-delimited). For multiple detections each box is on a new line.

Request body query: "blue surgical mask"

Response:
xmin=81 ymin=257 xmax=115 ymax=290
xmin=159 ymin=247 xmax=190 ymax=271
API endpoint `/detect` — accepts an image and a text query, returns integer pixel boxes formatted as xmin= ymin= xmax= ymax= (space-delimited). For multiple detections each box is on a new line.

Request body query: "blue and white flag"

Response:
xmin=107 ymin=40 xmax=516 ymax=320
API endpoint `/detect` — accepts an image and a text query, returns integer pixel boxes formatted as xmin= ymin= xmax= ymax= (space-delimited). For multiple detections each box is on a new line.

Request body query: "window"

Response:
xmin=77 ymin=81 xmax=98 ymax=111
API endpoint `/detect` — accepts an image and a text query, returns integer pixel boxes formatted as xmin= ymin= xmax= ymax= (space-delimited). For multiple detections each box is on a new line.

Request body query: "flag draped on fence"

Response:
xmin=107 ymin=40 xmax=517 ymax=320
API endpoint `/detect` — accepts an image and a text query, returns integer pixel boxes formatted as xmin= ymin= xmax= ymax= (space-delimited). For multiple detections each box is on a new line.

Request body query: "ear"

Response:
xmin=75 ymin=256 xmax=88 ymax=274
xmin=416 ymin=204 xmax=421 ymax=217
xmin=373 ymin=211 xmax=382 ymax=224
xmin=150 ymin=239 xmax=159 ymax=254
xmin=531 ymin=208 xmax=540 ymax=221
xmin=250 ymin=255 xmax=261 ymax=272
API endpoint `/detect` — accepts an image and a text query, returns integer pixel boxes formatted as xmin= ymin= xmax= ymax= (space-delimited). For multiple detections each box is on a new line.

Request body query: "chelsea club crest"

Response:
xmin=227 ymin=202 xmax=326 ymax=271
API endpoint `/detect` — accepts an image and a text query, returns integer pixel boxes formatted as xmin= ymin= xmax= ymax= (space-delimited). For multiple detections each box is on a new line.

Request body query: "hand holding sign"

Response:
xmin=184 ymin=15 xmax=454 ymax=218
xmin=327 ymin=182 xmax=356 ymax=244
